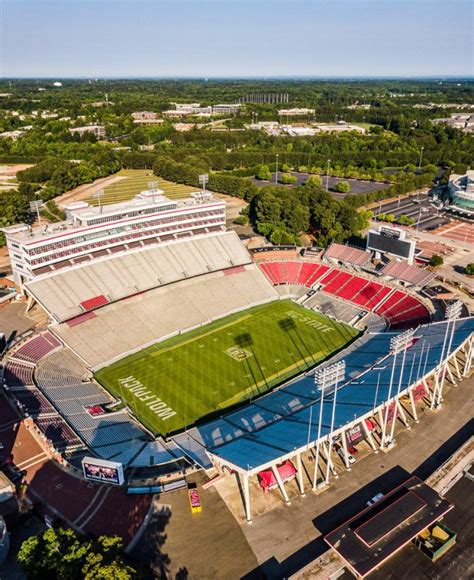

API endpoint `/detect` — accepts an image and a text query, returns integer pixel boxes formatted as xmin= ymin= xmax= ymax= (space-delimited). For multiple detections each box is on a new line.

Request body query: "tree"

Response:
xmin=279 ymin=173 xmax=297 ymax=184
xmin=335 ymin=180 xmax=350 ymax=194
xmin=17 ymin=528 xmax=137 ymax=580
xmin=256 ymin=164 xmax=272 ymax=180
xmin=305 ymin=175 xmax=323 ymax=187
xmin=429 ymin=255 xmax=444 ymax=267
xmin=465 ymin=263 xmax=474 ymax=276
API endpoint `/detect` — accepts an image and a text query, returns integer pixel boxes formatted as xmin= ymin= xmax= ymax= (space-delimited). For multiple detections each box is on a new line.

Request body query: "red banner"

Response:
xmin=413 ymin=384 xmax=427 ymax=401
xmin=386 ymin=402 xmax=398 ymax=421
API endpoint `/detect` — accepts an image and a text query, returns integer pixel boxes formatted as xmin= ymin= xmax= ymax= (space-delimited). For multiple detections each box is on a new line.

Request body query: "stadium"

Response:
xmin=1 ymin=188 xmax=473 ymax=522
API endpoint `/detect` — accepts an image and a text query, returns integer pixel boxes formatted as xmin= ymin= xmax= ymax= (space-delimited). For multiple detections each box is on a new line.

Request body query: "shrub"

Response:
xmin=335 ymin=180 xmax=351 ymax=193
xmin=429 ymin=255 xmax=444 ymax=267
xmin=234 ymin=215 xmax=249 ymax=226
xmin=464 ymin=263 xmax=474 ymax=276
xmin=279 ymin=173 xmax=297 ymax=185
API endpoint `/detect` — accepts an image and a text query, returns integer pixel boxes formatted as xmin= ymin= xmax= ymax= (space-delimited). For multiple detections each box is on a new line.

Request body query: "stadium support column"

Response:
xmin=295 ymin=453 xmax=306 ymax=496
xmin=463 ymin=336 xmax=473 ymax=377
xmin=312 ymin=362 xmax=345 ymax=490
xmin=361 ymin=420 xmax=378 ymax=451
xmin=381 ymin=330 xmax=414 ymax=450
xmin=408 ymin=388 xmax=419 ymax=423
xmin=340 ymin=430 xmax=352 ymax=471
xmin=435 ymin=301 xmax=462 ymax=408
xmin=242 ymin=473 xmax=252 ymax=524
xmin=272 ymin=465 xmax=291 ymax=504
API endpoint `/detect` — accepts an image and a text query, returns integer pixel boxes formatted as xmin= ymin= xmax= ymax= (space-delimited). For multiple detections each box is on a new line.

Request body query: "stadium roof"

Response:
xmin=204 ymin=317 xmax=474 ymax=472
xmin=325 ymin=476 xmax=454 ymax=578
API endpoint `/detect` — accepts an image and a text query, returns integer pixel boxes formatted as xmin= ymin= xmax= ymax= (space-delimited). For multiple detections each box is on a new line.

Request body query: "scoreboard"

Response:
xmin=367 ymin=226 xmax=416 ymax=264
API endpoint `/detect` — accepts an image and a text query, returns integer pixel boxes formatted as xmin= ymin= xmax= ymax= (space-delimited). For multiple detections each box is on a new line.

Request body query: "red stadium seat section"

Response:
xmin=259 ymin=261 xmax=330 ymax=288
xmin=80 ymin=294 xmax=109 ymax=312
xmin=258 ymin=259 xmax=430 ymax=329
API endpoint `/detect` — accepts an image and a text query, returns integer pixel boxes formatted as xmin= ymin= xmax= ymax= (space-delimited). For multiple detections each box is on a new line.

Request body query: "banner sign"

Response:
xmin=345 ymin=424 xmax=365 ymax=447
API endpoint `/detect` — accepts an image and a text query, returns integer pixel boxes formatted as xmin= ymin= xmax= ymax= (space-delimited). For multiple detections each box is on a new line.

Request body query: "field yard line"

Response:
xmin=150 ymin=313 xmax=253 ymax=358
xmin=217 ymin=350 xmax=325 ymax=409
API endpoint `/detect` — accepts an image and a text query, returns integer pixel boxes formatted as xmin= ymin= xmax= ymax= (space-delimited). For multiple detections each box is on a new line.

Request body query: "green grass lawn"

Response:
xmin=86 ymin=169 xmax=198 ymax=206
xmin=94 ymin=300 xmax=359 ymax=436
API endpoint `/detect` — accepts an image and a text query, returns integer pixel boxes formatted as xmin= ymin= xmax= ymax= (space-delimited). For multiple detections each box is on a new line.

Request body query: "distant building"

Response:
xmin=278 ymin=108 xmax=315 ymax=116
xmin=282 ymin=126 xmax=317 ymax=136
xmin=0 ymin=130 xmax=27 ymax=141
xmin=448 ymin=170 xmax=474 ymax=216
xmin=131 ymin=111 xmax=164 ymax=125
xmin=163 ymin=104 xmax=212 ymax=117
xmin=69 ymin=125 xmax=106 ymax=138
xmin=211 ymin=104 xmax=242 ymax=115
xmin=432 ymin=113 xmax=474 ymax=133
xmin=53 ymin=82 xmax=63 ymax=87
xmin=314 ymin=123 xmax=366 ymax=134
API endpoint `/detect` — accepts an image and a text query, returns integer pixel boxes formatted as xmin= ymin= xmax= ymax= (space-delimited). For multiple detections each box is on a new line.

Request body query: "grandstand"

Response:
xmin=204 ymin=317 xmax=474 ymax=521
xmin=258 ymin=259 xmax=431 ymax=328
xmin=323 ymin=242 xmax=372 ymax=267
xmin=381 ymin=260 xmax=437 ymax=288
xmin=52 ymin=263 xmax=277 ymax=369
xmin=26 ymin=232 xmax=251 ymax=323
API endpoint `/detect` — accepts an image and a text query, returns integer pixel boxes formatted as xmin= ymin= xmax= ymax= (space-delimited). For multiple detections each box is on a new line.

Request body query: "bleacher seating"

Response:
xmin=53 ymin=263 xmax=277 ymax=369
xmin=4 ymin=361 xmax=35 ymax=386
xmin=258 ymin=259 xmax=430 ymax=329
xmin=33 ymin=349 xmax=183 ymax=466
xmin=11 ymin=332 xmax=61 ymax=364
xmin=36 ymin=416 xmax=83 ymax=451
xmin=26 ymin=231 xmax=252 ymax=322
xmin=324 ymin=242 xmax=371 ymax=267
xmin=260 ymin=261 xmax=330 ymax=288
xmin=381 ymin=260 xmax=437 ymax=288
xmin=13 ymin=387 xmax=57 ymax=418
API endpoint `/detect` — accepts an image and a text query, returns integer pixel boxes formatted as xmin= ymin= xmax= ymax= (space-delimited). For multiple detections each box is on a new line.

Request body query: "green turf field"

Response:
xmin=94 ymin=300 xmax=359 ymax=435
xmin=86 ymin=169 xmax=198 ymax=206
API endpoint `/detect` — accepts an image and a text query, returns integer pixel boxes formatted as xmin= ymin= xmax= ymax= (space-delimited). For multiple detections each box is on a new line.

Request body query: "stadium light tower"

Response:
xmin=199 ymin=173 xmax=209 ymax=193
xmin=433 ymin=300 xmax=463 ymax=408
xmin=389 ymin=328 xmax=416 ymax=442
xmin=29 ymin=199 xmax=44 ymax=226
xmin=148 ymin=181 xmax=159 ymax=202
xmin=92 ymin=190 xmax=104 ymax=214
xmin=312 ymin=361 xmax=346 ymax=490
xmin=380 ymin=329 xmax=414 ymax=450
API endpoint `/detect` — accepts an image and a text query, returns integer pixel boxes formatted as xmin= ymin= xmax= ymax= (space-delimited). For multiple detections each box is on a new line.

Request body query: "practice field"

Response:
xmin=86 ymin=169 xmax=198 ymax=206
xmin=95 ymin=301 xmax=359 ymax=435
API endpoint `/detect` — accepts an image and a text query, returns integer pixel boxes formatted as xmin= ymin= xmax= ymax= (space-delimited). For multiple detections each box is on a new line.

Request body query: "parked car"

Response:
xmin=367 ymin=492 xmax=384 ymax=507
xmin=336 ymin=446 xmax=356 ymax=465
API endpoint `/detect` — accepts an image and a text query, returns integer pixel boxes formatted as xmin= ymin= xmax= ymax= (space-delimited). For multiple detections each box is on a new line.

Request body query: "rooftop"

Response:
xmin=325 ymin=475 xmax=454 ymax=578
xmin=2 ymin=189 xmax=220 ymax=244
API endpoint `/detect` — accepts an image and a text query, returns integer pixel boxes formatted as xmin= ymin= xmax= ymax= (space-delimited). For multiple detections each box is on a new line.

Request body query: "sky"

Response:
xmin=0 ymin=0 xmax=472 ymax=78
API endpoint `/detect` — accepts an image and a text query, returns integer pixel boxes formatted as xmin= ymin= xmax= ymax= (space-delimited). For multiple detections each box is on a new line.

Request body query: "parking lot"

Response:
xmin=372 ymin=192 xmax=451 ymax=232
xmin=252 ymin=172 xmax=391 ymax=198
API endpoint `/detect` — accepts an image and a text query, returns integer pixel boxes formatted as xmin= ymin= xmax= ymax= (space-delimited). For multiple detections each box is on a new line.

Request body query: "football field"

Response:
xmin=94 ymin=301 xmax=359 ymax=435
